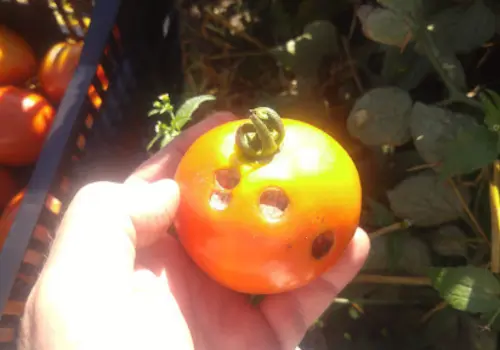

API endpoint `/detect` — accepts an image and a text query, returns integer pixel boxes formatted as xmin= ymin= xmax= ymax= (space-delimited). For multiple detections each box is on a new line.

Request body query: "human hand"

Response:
xmin=19 ymin=112 xmax=370 ymax=350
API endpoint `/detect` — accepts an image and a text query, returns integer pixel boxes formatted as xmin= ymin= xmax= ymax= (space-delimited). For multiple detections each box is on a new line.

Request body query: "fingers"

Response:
xmin=126 ymin=111 xmax=237 ymax=184
xmin=260 ymin=228 xmax=370 ymax=350
xmin=39 ymin=180 xmax=180 ymax=296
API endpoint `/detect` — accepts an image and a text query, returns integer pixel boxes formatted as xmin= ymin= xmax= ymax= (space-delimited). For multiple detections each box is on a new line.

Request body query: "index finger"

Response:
xmin=126 ymin=111 xmax=237 ymax=184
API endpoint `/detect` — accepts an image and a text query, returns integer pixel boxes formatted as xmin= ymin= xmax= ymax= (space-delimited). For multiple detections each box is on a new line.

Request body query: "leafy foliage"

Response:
xmin=426 ymin=0 xmax=496 ymax=54
xmin=429 ymin=266 xmax=500 ymax=313
xmin=357 ymin=5 xmax=412 ymax=48
xmin=410 ymin=102 xmax=478 ymax=166
xmin=271 ymin=20 xmax=339 ymax=94
xmin=430 ymin=225 xmax=468 ymax=258
xmin=439 ymin=125 xmax=498 ymax=178
xmin=147 ymin=94 xmax=216 ymax=150
xmin=347 ymin=87 xmax=413 ymax=146
xmin=387 ymin=170 xmax=470 ymax=227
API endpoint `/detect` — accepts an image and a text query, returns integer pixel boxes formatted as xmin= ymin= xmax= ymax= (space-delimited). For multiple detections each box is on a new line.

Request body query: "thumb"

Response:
xmin=126 ymin=179 xmax=180 ymax=247
xmin=41 ymin=180 xmax=180 ymax=288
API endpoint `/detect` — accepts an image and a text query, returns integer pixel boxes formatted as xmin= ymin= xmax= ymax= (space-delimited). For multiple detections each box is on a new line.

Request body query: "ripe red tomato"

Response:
xmin=0 ymin=168 xmax=17 ymax=209
xmin=38 ymin=40 xmax=84 ymax=103
xmin=0 ymin=25 xmax=37 ymax=85
xmin=0 ymin=190 xmax=50 ymax=251
xmin=39 ymin=40 xmax=109 ymax=107
xmin=0 ymin=86 xmax=56 ymax=166
xmin=174 ymin=108 xmax=362 ymax=295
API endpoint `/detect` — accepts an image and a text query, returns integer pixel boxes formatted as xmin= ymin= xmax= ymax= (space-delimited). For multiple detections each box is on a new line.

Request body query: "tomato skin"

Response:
xmin=0 ymin=168 xmax=17 ymax=209
xmin=0 ymin=86 xmax=56 ymax=166
xmin=39 ymin=41 xmax=84 ymax=103
xmin=174 ymin=117 xmax=362 ymax=295
xmin=0 ymin=26 xmax=37 ymax=85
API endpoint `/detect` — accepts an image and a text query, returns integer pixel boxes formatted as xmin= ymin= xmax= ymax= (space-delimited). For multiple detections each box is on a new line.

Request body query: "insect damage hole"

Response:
xmin=214 ymin=168 xmax=241 ymax=189
xmin=311 ymin=231 xmax=335 ymax=260
xmin=210 ymin=191 xmax=232 ymax=211
xmin=259 ymin=188 xmax=289 ymax=221
xmin=210 ymin=168 xmax=240 ymax=211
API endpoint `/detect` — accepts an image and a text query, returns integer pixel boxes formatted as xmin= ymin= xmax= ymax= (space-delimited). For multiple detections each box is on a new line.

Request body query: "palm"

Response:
xmin=135 ymin=234 xmax=282 ymax=350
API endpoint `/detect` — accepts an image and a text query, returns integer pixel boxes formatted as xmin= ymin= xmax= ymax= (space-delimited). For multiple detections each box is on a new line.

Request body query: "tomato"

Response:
xmin=174 ymin=108 xmax=362 ymax=295
xmin=0 ymin=167 xmax=17 ymax=209
xmin=39 ymin=40 xmax=84 ymax=103
xmin=0 ymin=25 xmax=37 ymax=85
xmin=0 ymin=86 xmax=56 ymax=166
xmin=0 ymin=190 xmax=50 ymax=251
xmin=39 ymin=40 xmax=109 ymax=106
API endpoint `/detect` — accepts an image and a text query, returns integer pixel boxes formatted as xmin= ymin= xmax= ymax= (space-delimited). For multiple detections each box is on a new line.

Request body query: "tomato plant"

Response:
xmin=0 ymin=86 xmax=56 ymax=166
xmin=0 ymin=168 xmax=17 ymax=209
xmin=174 ymin=107 xmax=362 ymax=295
xmin=38 ymin=40 xmax=84 ymax=103
xmin=0 ymin=25 xmax=37 ymax=85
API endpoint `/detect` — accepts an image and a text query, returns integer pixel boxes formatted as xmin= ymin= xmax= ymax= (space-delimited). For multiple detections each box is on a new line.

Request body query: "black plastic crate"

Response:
xmin=0 ymin=0 xmax=183 ymax=345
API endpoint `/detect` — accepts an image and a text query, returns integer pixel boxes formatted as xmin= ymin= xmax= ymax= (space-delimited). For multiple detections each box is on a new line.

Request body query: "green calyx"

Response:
xmin=235 ymin=107 xmax=286 ymax=161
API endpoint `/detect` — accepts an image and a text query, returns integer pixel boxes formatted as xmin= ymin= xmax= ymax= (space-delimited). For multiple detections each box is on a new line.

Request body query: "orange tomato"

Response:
xmin=0 ymin=167 xmax=17 ymax=209
xmin=0 ymin=26 xmax=37 ymax=86
xmin=0 ymin=190 xmax=50 ymax=251
xmin=174 ymin=108 xmax=362 ymax=295
xmin=38 ymin=41 xmax=84 ymax=103
xmin=39 ymin=40 xmax=109 ymax=107
xmin=0 ymin=86 xmax=56 ymax=166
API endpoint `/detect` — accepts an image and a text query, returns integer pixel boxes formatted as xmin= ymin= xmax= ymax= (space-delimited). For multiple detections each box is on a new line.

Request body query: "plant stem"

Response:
xmin=369 ymin=220 xmax=411 ymax=239
xmin=235 ymin=107 xmax=285 ymax=160
xmin=489 ymin=160 xmax=500 ymax=273
xmin=354 ymin=274 xmax=431 ymax=286
xmin=448 ymin=179 xmax=491 ymax=246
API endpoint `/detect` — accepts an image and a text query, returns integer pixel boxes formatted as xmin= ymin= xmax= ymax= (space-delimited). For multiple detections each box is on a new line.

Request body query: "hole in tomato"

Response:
xmin=210 ymin=190 xmax=232 ymax=211
xmin=259 ymin=188 xmax=289 ymax=221
xmin=311 ymin=231 xmax=335 ymax=260
xmin=214 ymin=168 xmax=240 ymax=190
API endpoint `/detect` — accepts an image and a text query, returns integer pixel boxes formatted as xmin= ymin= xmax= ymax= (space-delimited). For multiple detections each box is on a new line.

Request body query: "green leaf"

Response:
xmin=270 ymin=20 xmax=339 ymax=92
xmin=430 ymin=225 xmax=468 ymax=258
xmin=159 ymin=131 xmax=177 ymax=149
xmin=381 ymin=44 xmax=432 ymax=90
xmin=437 ymin=52 xmax=467 ymax=91
xmin=394 ymin=234 xmax=431 ymax=274
xmin=427 ymin=0 xmax=496 ymax=54
xmin=357 ymin=5 xmax=412 ymax=48
xmin=153 ymin=101 xmax=162 ymax=109
xmin=377 ymin=0 xmax=422 ymax=16
xmin=173 ymin=95 xmax=216 ymax=131
xmin=410 ymin=102 xmax=478 ymax=166
xmin=479 ymin=89 xmax=500 ymax=131
xmin=347 ymin=87 xmax=413 ymax=146
xmin=439 ymin=125 xmax=498 ymax=178
xmin=146 ymin=133 xmax=162 ymax=151
xmin=365 ymin=198 xmax=395 ymax=227
xmin=387 ymin=170 xmax=471 ymax=227
xmin=428 ymin=266 xmax=500 ymax=313
xmin=148 ymin=109 xmax=160 ymax=117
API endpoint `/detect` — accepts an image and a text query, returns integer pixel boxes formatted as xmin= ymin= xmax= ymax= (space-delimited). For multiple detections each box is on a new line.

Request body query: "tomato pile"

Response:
xmin=0 ymin=25 xmax=90 ymax=250
xmin=174 ymin=107 xmax=362 ymax=295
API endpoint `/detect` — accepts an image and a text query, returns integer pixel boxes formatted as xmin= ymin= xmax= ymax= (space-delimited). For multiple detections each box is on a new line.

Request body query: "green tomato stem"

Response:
xmin=235 ymin=107 xmax=285 ymax=161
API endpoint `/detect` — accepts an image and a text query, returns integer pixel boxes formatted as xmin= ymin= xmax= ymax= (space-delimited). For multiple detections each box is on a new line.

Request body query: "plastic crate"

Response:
xmin=0 ymin=0 xmax=183 ymax=346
